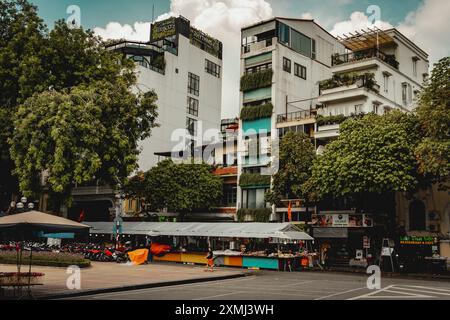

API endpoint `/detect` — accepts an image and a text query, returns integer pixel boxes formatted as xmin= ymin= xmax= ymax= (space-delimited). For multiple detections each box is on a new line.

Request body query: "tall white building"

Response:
xmin=109 ymin=16 xmax=223 ymax=171
xmin=237 ymin=18 xmax=345 ymax=221
xmin=67 ymin=16 xmax=223 ymax=221
xmin=315 ymin=27 xmax=429 ymax=142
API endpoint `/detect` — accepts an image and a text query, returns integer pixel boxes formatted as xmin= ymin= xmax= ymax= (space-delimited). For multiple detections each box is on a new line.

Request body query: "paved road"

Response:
xmin=65 ymin=270 xmax=450 ymax=300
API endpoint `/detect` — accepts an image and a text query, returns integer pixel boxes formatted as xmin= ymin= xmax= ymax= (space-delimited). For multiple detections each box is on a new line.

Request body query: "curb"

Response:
xmin=40 ymin=272 xmax=249 ymax=300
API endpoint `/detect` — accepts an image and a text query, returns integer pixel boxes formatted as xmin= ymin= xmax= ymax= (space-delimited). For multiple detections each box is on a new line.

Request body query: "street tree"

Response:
xmin=9 ymin=81 xmax=159 ymax=208
xmin=266 ymin=132 xmax=316 ymax=214
xmin=0 ymin=0 xmax=137 ymax=206
xmin=308 ymin=111 xmax=421 ymax=234
xmin=414 ymin=57 xmax=450 ymax=188
xmin=128 ymin=160 xmax=223 ymax=221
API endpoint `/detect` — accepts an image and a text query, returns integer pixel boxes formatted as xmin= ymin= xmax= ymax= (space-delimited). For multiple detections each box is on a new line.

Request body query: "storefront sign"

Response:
xmin=363 ymin=236 xmax=371 ymax=249
xmin=399 ymin=236 xmax=437 ymax=245
xmin=312 ymin=213 xmax=373 ymax=228
xmin=190 ymin=27 xmax=222 ymax=57
xmin=151 ymin=17 xmax=177 ymax=42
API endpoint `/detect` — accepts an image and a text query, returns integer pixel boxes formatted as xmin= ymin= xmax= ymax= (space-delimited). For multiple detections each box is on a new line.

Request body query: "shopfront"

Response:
xmin=312 ymin=212 xmax=379 ymax=268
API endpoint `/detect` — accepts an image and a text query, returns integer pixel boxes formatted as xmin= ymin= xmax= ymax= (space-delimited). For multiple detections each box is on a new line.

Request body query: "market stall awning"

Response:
xmin=87 ymin=222 xmax=313 ymax=240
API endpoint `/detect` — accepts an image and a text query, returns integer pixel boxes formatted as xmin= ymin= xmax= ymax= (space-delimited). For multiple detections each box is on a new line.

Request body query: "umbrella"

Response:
xmin=0 ymin=211 xmax=89 ymax=298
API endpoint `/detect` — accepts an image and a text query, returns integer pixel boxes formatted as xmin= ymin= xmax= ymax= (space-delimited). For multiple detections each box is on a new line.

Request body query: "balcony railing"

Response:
xmin=332 ymin=48 xmax=399 ymax=69
xmin=276 ymin=109 xmax=316 ymax=124
xmin=319 ymin=73 xmax=379 ymax=94
xmin=242 ymin=37 xmax=275 ymax=54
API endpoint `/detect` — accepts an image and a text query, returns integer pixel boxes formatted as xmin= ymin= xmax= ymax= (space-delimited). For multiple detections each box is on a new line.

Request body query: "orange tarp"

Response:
xmin=128 ymin=249 xmax=149 ymax=265
xmin=150 ymin=243 xmax=171 ymax=255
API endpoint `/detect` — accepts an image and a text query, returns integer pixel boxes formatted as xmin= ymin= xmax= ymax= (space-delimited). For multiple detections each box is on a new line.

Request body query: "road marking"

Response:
xmin=400 ymin=285 xmax=450 ymax=293
xmin=393 ymin=287 xmax=450 ymax=296
xmin=348 ymin=284 xmax=450 ymax=300
xmin=315 ymin=287 xmax=368 ymax=300
xmin=194 ymin=291 xmax=243 ymax=300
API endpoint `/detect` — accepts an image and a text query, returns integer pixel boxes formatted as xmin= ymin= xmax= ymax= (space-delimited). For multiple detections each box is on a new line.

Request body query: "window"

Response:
xmin=354 ymin=104 xmax=363 ymax=114
xmin=402 ymin=83 xmax=408 ymax=105
xmin=383 ymin=74 xmax=389 ymax=93
xmin=283 ymin=57 xmax=291 ymax=73
xmin=311 ymin=39 xmax=316 ymax=60
xmin=373 ymin=103 xmax=379 ymax=114
xmin=278 ymin=22 xmax=290 ymax=45
xmin=188 ymin=72 xmax=200 ymax=96
xmin=187 ymin=97 xmax=199 ymax=117
xmin=205 ymin=59 xmax=221 ymax=78
xmin=223 ymin=185 xmax=237 ymax=207
xmin=245 ymin=62 xmax=272 ymax=74
xmin=294 ymin=63 xmax=307 ymax=79
xmin=412 ymin=58 xmax=418 ymax=77
xmin=291 ymin=29 xmax=312 ymax=57
xmin=186 ymin=117 xmax=197 ymax=136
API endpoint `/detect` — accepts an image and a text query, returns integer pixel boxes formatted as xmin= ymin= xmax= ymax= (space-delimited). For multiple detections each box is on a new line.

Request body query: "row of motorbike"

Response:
xmin=0 ymin=241 xmax=133 ymax=263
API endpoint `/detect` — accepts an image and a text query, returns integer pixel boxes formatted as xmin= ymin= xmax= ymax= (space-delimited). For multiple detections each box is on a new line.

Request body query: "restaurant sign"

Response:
xmin=151 ymin=17 xmax=177 ymax=42
xmin=399 ymin=236 xmax=437 ymax=245
xmin=312 ymin=213 xmax=373 ymax=228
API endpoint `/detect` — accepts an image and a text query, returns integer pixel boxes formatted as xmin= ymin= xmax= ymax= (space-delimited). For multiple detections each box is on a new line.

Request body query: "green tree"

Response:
xmin=9 ymin=81 xmax=159 ymax=208
xmin=415 ymin=57 xmax=450 ymax=188
xmin=266 ymin=132 xmax=316 ymax=211
xmin=308 ymin=111 xmax=421 ymax=235
xmin=0 ymin=0 xmax=47 ymax=202
xmin=0 ymin=0 xmax=137 ymax=205
xmin=128 ymin=160 xmax=223 ymax=221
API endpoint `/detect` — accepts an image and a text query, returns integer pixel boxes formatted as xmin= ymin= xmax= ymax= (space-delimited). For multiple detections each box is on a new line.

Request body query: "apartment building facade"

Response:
xmin=66 ymin=16 xmax=223 ymax=222
xmin=237 ymin=18 xmax=345 ymax=222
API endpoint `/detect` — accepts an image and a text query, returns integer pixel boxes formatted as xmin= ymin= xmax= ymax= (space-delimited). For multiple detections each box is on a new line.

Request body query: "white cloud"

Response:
xmin=330 ymin=11 xmax=393 ymax=37
xmin=94 ymin=21 xmax=151 ymax=42
xmin=300 ymin=12 xmax=314 ymax=20
xmin=94 ymin=0 xmax=273 ymax=118
xmin=397 ymin=0 xmax=450 ymax=65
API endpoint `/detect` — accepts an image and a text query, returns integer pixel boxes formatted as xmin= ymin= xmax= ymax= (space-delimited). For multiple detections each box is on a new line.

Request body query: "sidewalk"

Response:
xmin=0 ymin=262 xmax=247 ymax=300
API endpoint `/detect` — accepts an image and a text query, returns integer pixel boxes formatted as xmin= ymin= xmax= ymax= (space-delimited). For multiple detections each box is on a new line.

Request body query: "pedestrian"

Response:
xmin=205 ymin=247 xmax=214 ymax=272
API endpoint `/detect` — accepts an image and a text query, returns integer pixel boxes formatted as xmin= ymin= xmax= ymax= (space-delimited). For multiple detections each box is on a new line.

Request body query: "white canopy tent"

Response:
xmin=86 ymin=222 xmax=313 ymax=241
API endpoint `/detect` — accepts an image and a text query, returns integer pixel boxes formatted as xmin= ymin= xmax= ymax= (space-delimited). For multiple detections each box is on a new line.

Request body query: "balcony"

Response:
xmin=241 ymin=37 xmax=276 ymax=55
xmin=240 ymin=68 xmax=273 ymax=92
xmin=276 ymin=110 xmax=316 ymax=124
xmin=332 ymin=48 xmax=399 ymax=69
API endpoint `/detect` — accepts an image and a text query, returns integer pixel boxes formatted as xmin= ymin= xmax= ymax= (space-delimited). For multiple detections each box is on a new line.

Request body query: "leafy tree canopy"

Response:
xmin=9 ymin=81 xmax=158 ymax=204
xmin=126 ymin=160 xmax=223 ymax=220
xmin=309 ymin=111 xmax=421 ymax=199
xmin=414 ymin=57 xmax=450 ymax=186
xmin=266 ymin=132 xmax=316 ymax=206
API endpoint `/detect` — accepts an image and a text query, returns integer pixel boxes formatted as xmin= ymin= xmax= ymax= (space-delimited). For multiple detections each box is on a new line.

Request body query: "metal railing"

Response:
xmin=276 ymin=109 xmax=316 ymax=124
xmin=242 ymin=38 xmax=275 ymax=54
xmin=332 ymin=48 xmax=399 ymax=69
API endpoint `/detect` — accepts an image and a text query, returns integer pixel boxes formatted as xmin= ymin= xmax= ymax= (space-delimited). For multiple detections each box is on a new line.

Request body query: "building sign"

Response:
xmin=190 ymin=27 xmax=222 ymax=58
xmin=363 ymin=236 xmax=371 ymax=249
xmin=151 ymin=17 xmax=177 ymax=42
xmin=312 ymin=213 xmax=373 ymax=227
xmin=399 ymin=236 xmax=437 ymax=245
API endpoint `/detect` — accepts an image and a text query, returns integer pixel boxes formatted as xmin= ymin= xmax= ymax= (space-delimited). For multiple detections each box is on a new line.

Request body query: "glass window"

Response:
xmin=223 ymin=185 xmax=237 ymax=207
xmin=188 ymin=72 xmax=200 ymax=96
xmin=402 ymin=83 xmax=407 ymax=104
xmin=278 ymin=22 xmax=290 ymax=45
xmin=354 ymin=104 xmax=363 ymax=114
xmin=283 ymin=57 xmax=291 ymax=73
xmin=205 ymin=59 xmax=221 ymax=78
xmin=187 ymin=97 xmax=199 ymax=117
xmin=186 ymin=117 xmax=197 ymax=136
xmin=294 ymin=63 xmax=306 ymax=79
xmin=291 ymin=29 xmax=312 ymax=57
xmin=312 ymin=39 xmax=316 ymax=60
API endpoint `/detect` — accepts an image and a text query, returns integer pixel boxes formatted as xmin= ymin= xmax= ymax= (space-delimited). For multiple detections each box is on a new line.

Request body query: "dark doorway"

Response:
xmin=68 ymin=200 xmax=113 ymax=222
xmin=409 ymin=199 xmax=426 ymax=231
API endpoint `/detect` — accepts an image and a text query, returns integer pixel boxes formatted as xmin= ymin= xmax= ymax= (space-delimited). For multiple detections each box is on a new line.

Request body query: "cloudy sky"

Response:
xmin=31 ymin=0 xmax=450 ymax=118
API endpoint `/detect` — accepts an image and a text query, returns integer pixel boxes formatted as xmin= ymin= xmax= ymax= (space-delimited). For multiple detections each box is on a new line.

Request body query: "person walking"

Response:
xmin=205 ymin=248 xmax=214 ymax=272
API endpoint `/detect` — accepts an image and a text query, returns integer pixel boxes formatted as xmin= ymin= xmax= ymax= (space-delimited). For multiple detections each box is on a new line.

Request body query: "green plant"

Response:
xmin=151 ymin=54 xmax=166 ymax=70
xmin=332 ymin=53 xmax=344 ymax=65
xmin=0 ymin=251 xmax=91 ymax=268
xmin=240 ymin=103 xmax=273 ymax=121
xmin=319 ymin=73 xmax=378 ymax=92
xmin=316 ymin=114 xmax=348 ymax=126
xmin=240 ymin=69 xmax=273 ymax=92
xmin=239 ymin=173 xmax=271 ymax=187
xmin=237 ymin=208 xmax=272 ymax=222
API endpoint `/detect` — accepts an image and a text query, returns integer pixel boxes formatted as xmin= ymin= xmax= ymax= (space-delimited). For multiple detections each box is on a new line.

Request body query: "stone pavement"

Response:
xmin=0 ymin=261 xmax=246 ymax=299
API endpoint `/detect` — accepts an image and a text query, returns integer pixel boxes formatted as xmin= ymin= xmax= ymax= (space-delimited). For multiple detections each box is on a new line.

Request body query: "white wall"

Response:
xmin=135 ymin=35 xmax=222 ymax=171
